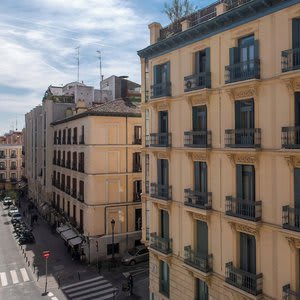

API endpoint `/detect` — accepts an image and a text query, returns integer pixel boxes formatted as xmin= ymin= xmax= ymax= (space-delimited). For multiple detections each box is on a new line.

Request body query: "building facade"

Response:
xmin=0 ymin=131 xmax=24 ymax=190
xmin=51 ymin=99 xmax=142 ymax=261
xmin=138 ymin=0 xmax=300 ymax=299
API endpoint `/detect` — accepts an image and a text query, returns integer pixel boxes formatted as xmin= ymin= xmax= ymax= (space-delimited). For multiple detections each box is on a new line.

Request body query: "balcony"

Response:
xmin=150 ymin=82 xmax=171 ymax=99
xmin=78 ymin=162 xmax=84 ymax=173
xmin=282 ymin=48 xmax=300 ymax=72
xmin=56 ymin=159 xmax=61 ymax=166
xmin=71 ymin=189 xmax=77 ymax=199
xmin=0 ymin=166 xmax=6 ymax=170
xmin=67 ymin=138 xmax=71 ymax=145
xmin=133 ymin=164 xmax=142 ymax=173
xmin=73 ymin=136 xmax=77 ymax=144
xmin=282 ymin=205 xmax=300 ymax=232
xmin=184 ymin=189 xmax=212 ymax=210
xmin=79 ymin=135 xmax=85 ymax=144
xmin=133 ymin=137 xmax=142 ymax=145
xmin=72 ymin=162 xmax=77 ymax=171
xmin=149 ymin=133 xmax=172 ymax=147
xmin=10 ymin=178 xmax=17 ymax=184
xmin=53 ymin=158 xmax=56 ymax=165
xmin=10 ymin=154 xmax=17 ymax=158
xmin=61 ymin=184 xmax=65 ymax=191
xmin=150 ymin=183 xmax=172 ymax=201
xmin=225 ymin=128 xmax=261 ymax=148
xmin=61 ymin=160 xmax=65 ymax=167
xmin=0 ymin=155 xmax=6 ymax=159
xmin=282 ymin=284 xmax=300 ymax=300
xmin=0 ymin=178 xmax=6 ymax=183
xmin=184 ymin=245 xmax=212 ymax=273
xmin=226 ymin=196 xmax=262 ymax=222
xmin=225 ymin=59 xmax=260 ymax=84
xmin=225 ymin=262 xmax=262 ymax=296
xmin=282 ymin=127 xmax=300 ymax=149
xmin=55 ymin=181 xmax=61 ymax=189
xmin=77 ymin=193 xmax=84 ymax=202
xmin=133 ymin=192 xmax=142 ymax=202
xmin=65 ymin=187 xmax=71 ymax=195
xmin=184 ymin=131 xmax=212 ymax=148
xmin=10 ymin=166 xmax=17 ymax=170
xmin=66 ymin=160 xmax=71 ymax=169
xmin=62 ymin=137 xmax=66 ymax=144
xmin=150 ymin=232 xmax=172 ymax=255
xmin=184 ymin=72 xmax=211 ymax=92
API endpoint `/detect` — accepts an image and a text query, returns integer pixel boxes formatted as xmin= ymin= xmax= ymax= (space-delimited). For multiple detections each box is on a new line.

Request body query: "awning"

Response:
xmin=61 ymin=229 xmax=77 ymax=242
xmin=56 ymin=225 xmax=70 ymax=234
xmin=68 ymin=236 xmax=83 ymax=247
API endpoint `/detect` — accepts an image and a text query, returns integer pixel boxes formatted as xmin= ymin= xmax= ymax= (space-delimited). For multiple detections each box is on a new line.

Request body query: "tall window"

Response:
xmin=135 ymin=208 xmax=142 ymax=231
xmin=145 ymin=154 xmax=150 ymax=194
xmin=133 ymin=180 xmax=142 ymax=201
xmin=79 ymin=180 xmax=84 ymax=201
xmin=237 ymin=165 xmax=255 ymax=202
xmin=196 ymin=220 xmax=208 ymax=259
xmin=133 ymin=126 xmax=142 ymax=144
xmin=153 ymin=62 xmax=171 ymax=98
xmin=157 ymin=159 xmax=169 ymax=199
xmin=194 ymin=161 xmax=207 ymax=194
xmin=73 ymin=127 xmax=77 ymax=144
xmin=159 ymin=261 xmax=170 ymax=297
xmin=160 ymin=210 xmax=169 ymax=239
xmin=195 ymin=279 xmax=208 ymax=300
xmin=79 ymin=209 xmax=83 ymax=231
xmin=240 ymin=233 xmax=256 ymax=274
xmin=133 ymin=152 xmax=141 ymax=172
xmin=145 ymin=109 xmax=150 ymax=146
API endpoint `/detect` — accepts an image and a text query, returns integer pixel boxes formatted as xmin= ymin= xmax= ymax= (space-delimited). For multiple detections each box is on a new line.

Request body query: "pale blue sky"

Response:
xmin=0 ymin=0 xmax=213 ymax=135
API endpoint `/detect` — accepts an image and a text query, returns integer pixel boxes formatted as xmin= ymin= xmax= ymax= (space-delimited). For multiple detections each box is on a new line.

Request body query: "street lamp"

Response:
xmin=111 ymin=219 xmax=115 ymax=267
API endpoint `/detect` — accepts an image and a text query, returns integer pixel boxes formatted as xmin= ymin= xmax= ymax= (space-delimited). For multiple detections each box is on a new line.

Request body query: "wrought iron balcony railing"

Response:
xmin=66 ymin=160 xmax=71 ymax=169
xmin=150 ymin=232 xmax=172 ymax=254
xmin=282 ymin=205 xmax=300 ymax=232
xmin=0 ymin=178 xmax=6 ymax=183
xmin=225 ymin=262 xmax=263 ymax=296
xmin=10 ymin=154 xmax=17 ymax=158
xmin=77 ymin=193 xmax=84 ymax=202
xmin=150 ymin=82 xmax=171 ymax=99
xmin=225 ymin=59 xmax=260 ymax=84
xmin=184 ymin=130 xmax=212 ymax=148
xmin=73 ymin=136 xmax=77 ymax=144
xmin=61 ymin=184 xmax=65 ymax=191
xmin=0 ymin=166 xmax=6 ymax=170
xmin=282 ymin=284 xmax=300 ymax=300
xmin=282 ymin=48 xmax=300 ymax=72
xmin=150 ymin=183 xmax=172 ymax=201
xmin=133 ymin=164 xmax=142 ymax=173
xmin=10 ymin=178 xmax=17 ymax=183
xmin=133 ymin=192 xmax=142 ymax=202
xmin=56 ymin=159 xmax=61 ymax=166
xmin=226 ymin=196 xmax=262 ymax=222
xmin=61 ymin=160 xmax=65 ymax=167
xmin=71 ymin=189 xmax=77 ymax=199
xmin=184 ymin=72 xmax=211 ymax=92
xmin=184 ymin=245 xmax=212 ymax=273
xmin=0 ymin=155 xmax=6 ymax=159
xmin=10 ymin=166 xmax=17 ymax=170
xmin=225 ymin=128 xmax=261 ymax=148
xmin=282 ymin=127 xmax=300 ymax=149
xmin=72 ymin=162 xmax=77 ymax=171
xmin=184 ymin=189 xmax=212 ymax=210
xmin=149 ymin=133 xmax=172 ymax=147
xmin=132 ymin=137 xmax=142 ymax=145
xmin=78 ymin=162 xmax=84 ymax=173
xmin=65 ymin=187 xmax=71 ymax=195
xmin=67 ymin=138 xmax=71 ymax=145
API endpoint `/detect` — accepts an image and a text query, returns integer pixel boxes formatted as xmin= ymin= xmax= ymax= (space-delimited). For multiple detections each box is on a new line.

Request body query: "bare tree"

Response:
xmin=163 ymin=0 xmax=197 ymax=23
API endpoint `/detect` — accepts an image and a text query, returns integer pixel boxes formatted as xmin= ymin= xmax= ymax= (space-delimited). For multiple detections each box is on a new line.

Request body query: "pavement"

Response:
xmin=14 ymin=197 xmax=149 ymax=300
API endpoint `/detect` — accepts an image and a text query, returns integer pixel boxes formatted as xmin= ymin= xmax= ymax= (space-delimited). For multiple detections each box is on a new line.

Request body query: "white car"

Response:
xmin=8 ymin=207 xmax=19 ymax=217
xmin=3 ymin=197 xmax=13 ymax=206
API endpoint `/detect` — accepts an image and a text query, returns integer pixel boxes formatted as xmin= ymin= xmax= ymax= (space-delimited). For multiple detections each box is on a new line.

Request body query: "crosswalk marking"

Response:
xmin=0 ymin=272 xmax=7 ymax=286
xmin=62 ymin=276 xmax=104 ymax=289
xmin=68 ymin=283 xmax=112 ymax=297
xmin=20 ymin=268 xmax=29 ymax=282
xmin=67 ymin=279 xmax=107 ymax=293
xmin=10 ymin=270 xmax=18 ymax=284
xmin=74 ymin=288 xmax=115 ymax=300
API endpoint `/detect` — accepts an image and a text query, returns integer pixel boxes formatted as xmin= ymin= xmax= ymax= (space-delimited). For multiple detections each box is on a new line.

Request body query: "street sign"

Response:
xmin=43 ymin=251 xmax=50 ymax=259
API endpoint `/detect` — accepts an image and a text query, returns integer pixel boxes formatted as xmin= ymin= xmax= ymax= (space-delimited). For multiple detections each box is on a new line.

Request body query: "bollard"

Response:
xmin=77 ymin=272 xmax=80 ymax=281
xmin=57 ymin=276 xmax=60 ymax=289
xmin=28 ymin=261 xmax=30 ymax=267
xmin=37 ymin=270 xmax=39 ymax=281
xmin=33 ymin=263 xmax=36 ymax=273
xmin=25 ymin=256 xmax=28 ymax=262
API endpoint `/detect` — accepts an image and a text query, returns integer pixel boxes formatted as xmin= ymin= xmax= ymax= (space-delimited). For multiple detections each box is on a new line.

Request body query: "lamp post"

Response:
xmin=111 ymin=219 xmax=115 ymax=267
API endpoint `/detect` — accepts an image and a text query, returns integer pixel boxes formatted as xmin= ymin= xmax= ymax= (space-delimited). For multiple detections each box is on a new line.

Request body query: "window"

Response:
xmin=146 ymin=201 xmax=150 ymax=240
xmin=145 ymin=109 xmax=150 ymax=146
xmin=54 ymin=131 xmax=57 ymax=144
xmin=194 ymin=161 xmax=207 ymax=194
xmin=56 ymin=195 xmax=60 ymax=209
xmin=79 ymin=180 xmax=84 ymax=201
xmin=73 ymin=205 xmax=76 ymax=221
xmin=72 ymin=178 xmax=77 ymax=198
xmin=133 ymin=180 xmax=142 ymax=201
xmin=160 ymin=210 xmax=169 ymax=239
xmin=240 ymin=233 xmax=256 ymax=274
xmin=62 ymin=198 xmax=65 ymax=211
xmin=67 ymin=201 xmax=70 ymax=216
xmin=107 ymin=243 xmax=119 ymax=255
xmin=80 ymin=126 xmax=85 ymax=144
xmin=0 ymin=162 xmax=5 ymax=170
xmin=195 ymin=278 xmax=208 ymax=300
xmin=79 ymin=209 xmax=83 ymax=230
xmin=292 ymin=18 xmax=300 ymax=50
xmin=159 ymin=260 xmax=169 ymax=297
xmin=73 ymin=127 xmax=77 ymax=144
xmin=58 ymin=130 xmax=61 ymax=144
xmin=62 ymin=129 xmax=66 ymax=144
xmin=152 ymin=62 xmax=171 ymax=98
xmin=67 ymin=129 xmax=71 ymax=144
xmin=135 ymin=208 xmax=142 ymax=231
xmin=72 ymin=152 xmax=77 ymax=170
xmin=157 ymin=159 xmax=169 ymax=199
xmin=79 ymin=152 xmax=84 ymax=172
xmin=145 ymin=154 xmax=150 ymax=194
xmin=196 ymin=220 xmax=208 ymax=258
xmin=133 ymin=126 xmax=142 ymax=144
xmin=133 ymin=152 xmax=141 ymax=172
xmin=237 ymin=165 xmax=255 ymax=202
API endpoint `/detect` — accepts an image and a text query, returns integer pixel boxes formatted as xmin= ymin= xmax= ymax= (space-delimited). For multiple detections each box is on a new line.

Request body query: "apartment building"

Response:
xmin=0 ymin=131 xmax=23 ymax=190
xmin=138 ymin=0 xmax=300 ymax=299
xmin=51 ymin=99 xmax=142 ymax=261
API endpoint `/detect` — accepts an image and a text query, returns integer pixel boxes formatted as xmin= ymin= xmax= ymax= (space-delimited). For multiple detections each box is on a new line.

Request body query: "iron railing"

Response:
xmin=226 ymin=196 xmax=262 ymax=222
xmin=133 ymin=137 xmax=142 ymax=145
xmin=283 ymin=205 xmax=300 ymax=232
xmin=10 ymin=154 xmax=17 ymax=158
xmin=0 ymin=155 xmax=6 ymax=159
xmin=72 ymin=162 xmax=77 ymax=171
xmin=65 ymin=187 xmax=71 ymax=195
xmin=149 ymin=133 xmax=172 ymax=147
xmin=225 ymin=59 xmax=260 ymax=83
xmin=282 ymin=127 xmax=300 ymax=149
xmin=282 ymin=284 xmax=300 ymax=300
xmin=150 ymin=82 xmax=171 ymax=99
xmin=184 ymin=130 xmax=212 ymax=148
xmin=73 ymin=136 xmax=77 ymax=144
xmin=67 ymin=137 xmax=71 ymax=144
xmin=225 ymin=262 xmax=263 ymax=296
xmin=184 ymin=72 xmax=211 ymax=92
xmin=150 ymin=232 xmax=172 ymax=254
xmin=133 ymin=164 xmax=142 ymax=172
xmin=66 ymin=160 xmax=71 ymax=169
xmin=10 ymin=165 xmax=17 ymax=170
xmin=282 ymin=48 xmax=300 ymax=72
xmin=78 ymin=162 xmax=84 ymax=173
xmin=150 ymin=183 xmax=172 ymax=200
xmin=78 ymin=193 xmax=84 ymax=202
xmin=224 ymin=0 xmax=254 ymax=10
xmin=71 ymin=189 xmax=77 ymax=199
xmin=184 ymin=189 xmax=212 ymax=210
xmin=61 ymin=160 xmax=65 ymax=167
xmin=0 ymin=166 xmax=6 ymax=170
xmin=184 ymin=246 xmax=212 ymax=273
xmin=225 ymin=128 xmax=261 ymax=148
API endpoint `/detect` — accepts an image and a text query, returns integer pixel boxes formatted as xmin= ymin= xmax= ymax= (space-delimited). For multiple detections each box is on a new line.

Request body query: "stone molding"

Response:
xmin=286 ymin=237 xmax=300 ymax=251
xmin=188 ymin=90 xmax=212 ymax=106
xmin=229 ymin=221 xmax=260 ymax=236
xmin=225 ymin=84 xmax=259 ymax=103
xmin=188 ymin=151 xmax=210 ymax=162
xmin=282 ymin=77 xmax=300 ymax=96
xmin=227 ymin=153 xmax=259 ymax=167
xmin=284 ymin=155 xmax=300 ymax=171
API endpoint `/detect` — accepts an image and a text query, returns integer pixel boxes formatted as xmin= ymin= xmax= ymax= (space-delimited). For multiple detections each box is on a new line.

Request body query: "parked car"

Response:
xmin=3 ymin=197 xmax=13 ymax=206
xmin=19 ymin=234 xmax=35 ymax=245
xmin=8 ymin=206 xmax=19 ymax=217
xmin=121 ymin=245 xmax=149 ymax=265
xmin=11 ymin=212 xmax=22 ymax=222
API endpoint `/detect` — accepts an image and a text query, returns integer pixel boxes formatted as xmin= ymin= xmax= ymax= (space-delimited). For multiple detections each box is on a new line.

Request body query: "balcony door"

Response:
xmin=239 ymin=35 xmax=255 ymax=68
xmin=196 ymin=220 xmax=208 ymax=258
xmin=160 ymin=210 xmax=169 ymax=239
xmin=193 ymin=106 xmax=207 ymax=145
xmin=157 ymin=159 xmax=169 ymax=198
xmin=194 ymin=161 xmax=207 ymax=195
xmin=294 ymin=169 xmax=300 ymax=228
xmin=235 ymin=99 xmax=254 ymax=146
xmin=237 ymin=165 xmax=255 ymax=202
xmin=159 ymin=111 xmax=168 ymax=145
xmin=240 ymin=233 xmax=256 ymax=274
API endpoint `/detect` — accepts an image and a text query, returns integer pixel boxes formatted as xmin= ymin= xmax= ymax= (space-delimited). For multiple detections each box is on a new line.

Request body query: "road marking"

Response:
xmin=0 ymin=272 xmax=7 ymax=286
xmin=51 ymin=297 xmax=58 ymax=300
xmin=20 ymin=268 xmax=29 ymax=282
xmin=48 ymin=292 xmax=54 ymax=297
xmin=10 ymin=270 xmax=19 ymax=284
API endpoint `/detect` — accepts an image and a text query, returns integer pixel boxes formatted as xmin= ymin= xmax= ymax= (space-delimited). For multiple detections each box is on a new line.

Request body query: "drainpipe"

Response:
xmin=126 ymin=115 xmax=129 ymax=250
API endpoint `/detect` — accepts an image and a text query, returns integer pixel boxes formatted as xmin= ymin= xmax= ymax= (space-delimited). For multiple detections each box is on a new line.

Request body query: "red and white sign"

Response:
xmin=43 ymin=251 xmax=50 ymax=259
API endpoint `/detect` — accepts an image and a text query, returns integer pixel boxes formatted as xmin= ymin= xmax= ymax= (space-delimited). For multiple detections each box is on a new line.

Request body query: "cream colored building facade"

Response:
xmin=139 ymin=0 xmax=300 ymax=299
xmin=51 ymin=99 xmax=142 ymax=261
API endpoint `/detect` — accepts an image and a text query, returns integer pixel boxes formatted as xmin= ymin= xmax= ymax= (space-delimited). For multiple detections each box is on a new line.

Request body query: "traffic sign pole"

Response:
xmin=42 ymin=251 xmax=50 ymax=295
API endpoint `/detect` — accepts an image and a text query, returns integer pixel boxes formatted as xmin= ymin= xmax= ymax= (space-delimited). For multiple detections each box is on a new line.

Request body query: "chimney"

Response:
xmin=148 ymin=22 xmax=162 ymax=45
xmin=181 ymin=19 xmax=190 ymax=31
xmin=216 ymin=2 xmax=228 ymax=16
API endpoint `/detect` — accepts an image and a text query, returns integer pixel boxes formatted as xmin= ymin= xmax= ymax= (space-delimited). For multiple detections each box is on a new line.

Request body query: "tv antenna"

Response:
xmin=96 ymin=50 xmax=103 ymax=101
xmin=75 ymin=46 xmax=80 ymax=82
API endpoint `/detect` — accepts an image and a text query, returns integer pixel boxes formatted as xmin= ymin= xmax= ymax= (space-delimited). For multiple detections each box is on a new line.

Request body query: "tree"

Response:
xmin=163 ymin=0 xmax=197 ymax=23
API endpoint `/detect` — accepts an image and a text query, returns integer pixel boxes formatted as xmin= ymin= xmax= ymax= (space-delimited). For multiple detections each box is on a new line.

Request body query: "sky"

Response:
xmin=0 ymin=0 xmax=213 ymax=135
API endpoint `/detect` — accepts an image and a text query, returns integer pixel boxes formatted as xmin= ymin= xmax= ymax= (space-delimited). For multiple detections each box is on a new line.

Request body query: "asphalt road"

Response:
xmin=0 ymin=203 xmax=44 ymax=300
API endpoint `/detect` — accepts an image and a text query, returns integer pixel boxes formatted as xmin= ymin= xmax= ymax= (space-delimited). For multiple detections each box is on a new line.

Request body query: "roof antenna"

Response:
xmin=75 ymin=46 xmax=80 ymax=82
xmin=97 ymin=50 xmax=104 ymax=102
